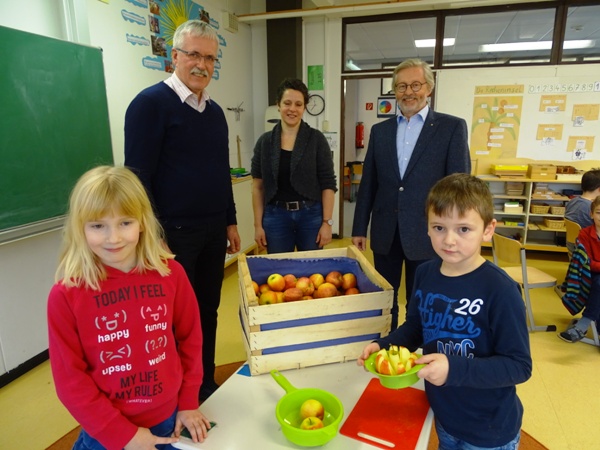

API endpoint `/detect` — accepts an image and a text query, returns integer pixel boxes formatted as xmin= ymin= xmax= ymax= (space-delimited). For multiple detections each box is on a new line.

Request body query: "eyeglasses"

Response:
xmin=394 ymin=81 xmax=428 ymax=93
xmin=175 ymin=48 xmax=219 ymax=65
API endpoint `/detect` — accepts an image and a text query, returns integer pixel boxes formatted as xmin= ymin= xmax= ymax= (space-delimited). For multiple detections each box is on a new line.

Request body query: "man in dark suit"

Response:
xmin=352 ymin=59 xmax=470 ymax=330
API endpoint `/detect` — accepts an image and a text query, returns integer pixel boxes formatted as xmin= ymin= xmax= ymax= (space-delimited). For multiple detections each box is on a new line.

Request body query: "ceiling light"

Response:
xmin=415 ymin=38 xmax=455 ymax=48
xmin=346 ymin=59 xmax=361 ymax=70
xmin=480 ymin=40 xmax=595 ymax=52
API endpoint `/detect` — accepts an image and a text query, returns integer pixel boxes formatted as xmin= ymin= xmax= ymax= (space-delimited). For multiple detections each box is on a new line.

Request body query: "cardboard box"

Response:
xmin=238 ymin=246 xmax=393 ymax=375
xmin=528 ymin=164 xmax=557 ymax=180
xmin=504 ymin=202 xmax=523 ymax=214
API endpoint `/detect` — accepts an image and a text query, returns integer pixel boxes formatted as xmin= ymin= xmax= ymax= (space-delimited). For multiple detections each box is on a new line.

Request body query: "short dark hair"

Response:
xmin=581 ymin=168 xmax=600 ymax=192
xmin=426 ymin=173 xmax=494 ymax=226
xmin=276 ymin=78 xmax=309 ymax=106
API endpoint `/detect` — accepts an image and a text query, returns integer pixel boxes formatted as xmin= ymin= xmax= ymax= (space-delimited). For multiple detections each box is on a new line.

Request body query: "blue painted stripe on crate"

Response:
xmin=262 ymin=333 xmax=381 ymax=355
xmin=260 ymin=309 xmax=382 ymax=331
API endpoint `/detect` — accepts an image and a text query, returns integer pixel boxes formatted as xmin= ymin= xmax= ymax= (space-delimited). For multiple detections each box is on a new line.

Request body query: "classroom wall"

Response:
xmin=0 ymin=0 xmax=263 ymax=376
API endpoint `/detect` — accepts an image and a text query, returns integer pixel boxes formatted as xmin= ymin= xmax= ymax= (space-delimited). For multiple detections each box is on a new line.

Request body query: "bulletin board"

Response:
xmin=0 ymin=26 xmax=113 ymax=241
xmin=435 ymin=65 xmax=600 ymax=165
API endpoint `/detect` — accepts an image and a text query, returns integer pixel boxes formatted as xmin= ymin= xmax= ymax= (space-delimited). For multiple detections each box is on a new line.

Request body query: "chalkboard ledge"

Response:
xmin=0 ymin=217 xmax=64 ymax=246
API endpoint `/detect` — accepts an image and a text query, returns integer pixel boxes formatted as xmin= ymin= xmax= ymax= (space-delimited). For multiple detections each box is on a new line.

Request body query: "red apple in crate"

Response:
xmin=258 ymin=290 xmax=279 ymax=305
xmin=309 ymin=273 xmax=325 ymax=289
xmin=314 ymin=282 xmax=338 ymax=298
xmin=325 ymin=271 xmax=343 ymax=288
xmin=344 ymin=287 xmax=360 ymax=295
xmin=283 ymin=273 xmax=297 ymax=290
xmin=283 ymin=287 xmax=303 ymax=302
xmin=299 ymin=416 xmax=324 ymax=430
xmin=267 ymin=273 xmax=285 ymax=292
xmin=301 ymin=295 xmax=313 ymax=300
xmin=296 ymin=277 xmax=314 ymax=296
xmin=251 ymin=280 xmax=259 ymax=296
xmin=300 ymin=399 xmax=324 ymax=420
xmin=341 ymin=272 xmax=357 ymax=290
xmin=259 ymin=283 xmax=271 ymax=294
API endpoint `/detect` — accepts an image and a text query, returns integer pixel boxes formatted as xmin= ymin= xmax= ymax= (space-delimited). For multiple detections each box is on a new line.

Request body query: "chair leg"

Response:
xmin=523 ymin=287 xmax=557 ymax=332
xmin=581 ymin=321 xmax=600 ymax=346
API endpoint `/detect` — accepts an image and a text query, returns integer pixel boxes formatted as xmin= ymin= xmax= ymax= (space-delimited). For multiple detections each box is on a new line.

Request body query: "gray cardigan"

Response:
xmin=251 ymin=121 xmax=337 ymax=204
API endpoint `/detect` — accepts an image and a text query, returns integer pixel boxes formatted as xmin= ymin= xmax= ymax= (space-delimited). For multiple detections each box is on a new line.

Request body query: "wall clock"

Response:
xmin=306 ymin=94 xmax=325 ymax=116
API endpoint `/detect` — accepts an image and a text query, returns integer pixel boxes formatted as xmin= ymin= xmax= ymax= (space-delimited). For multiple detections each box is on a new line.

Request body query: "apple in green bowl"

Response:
xmin=364 ymin=347 xmax=425 ymax=389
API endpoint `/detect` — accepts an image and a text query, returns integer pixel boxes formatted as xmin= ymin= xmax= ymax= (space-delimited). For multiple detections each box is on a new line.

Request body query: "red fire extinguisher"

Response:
xmin=355 ymin=122 xmax=364 ymax=149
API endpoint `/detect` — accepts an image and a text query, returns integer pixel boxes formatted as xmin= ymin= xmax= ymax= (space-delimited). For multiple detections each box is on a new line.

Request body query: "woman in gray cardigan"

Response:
xmin=251 ymin=78 xmax=337 ymax=254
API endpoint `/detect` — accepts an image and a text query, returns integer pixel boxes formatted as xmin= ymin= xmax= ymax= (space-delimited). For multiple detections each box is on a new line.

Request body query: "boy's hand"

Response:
xmin=415 ymin=353 xmax=449 ymax=386
xmin=357 ymin=342 xmax=381 ymax=367
xmin=173 ymin=409 xmax=212 ymax=443
xmin=124 ymin=427 xmax=178 ymax=449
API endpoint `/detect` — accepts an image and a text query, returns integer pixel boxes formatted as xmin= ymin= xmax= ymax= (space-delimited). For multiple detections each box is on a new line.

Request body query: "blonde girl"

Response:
xmin=48 ymin=166 xmax=211 ymax=450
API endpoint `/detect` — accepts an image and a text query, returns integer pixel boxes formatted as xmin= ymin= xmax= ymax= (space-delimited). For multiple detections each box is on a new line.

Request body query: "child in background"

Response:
xmin=565 ymin=168 xmax=600 ymax=229
xmin=559 ymin=196 xmax=600 ymax=343
xmin=47 ymin=166 xmax=211 ymax=450
xmin=358 ymin=173 xmax=532 ymax=450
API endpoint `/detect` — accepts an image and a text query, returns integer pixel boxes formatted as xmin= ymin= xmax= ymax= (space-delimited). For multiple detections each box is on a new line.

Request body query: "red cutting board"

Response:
xmin=340 ymin=379 xmax=430 ymax=449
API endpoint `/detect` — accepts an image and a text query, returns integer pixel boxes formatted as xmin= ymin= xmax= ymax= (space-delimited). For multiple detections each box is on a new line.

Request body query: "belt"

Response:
xmin=269 ymin=200 xmax=316 ymax=211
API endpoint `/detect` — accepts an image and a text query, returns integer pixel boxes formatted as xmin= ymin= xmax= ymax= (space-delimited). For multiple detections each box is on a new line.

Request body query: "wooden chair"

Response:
xmin=564 ymin=218 xmax=582 ymax=258
xmin=492 ymin=233 xmax=557 ymax=332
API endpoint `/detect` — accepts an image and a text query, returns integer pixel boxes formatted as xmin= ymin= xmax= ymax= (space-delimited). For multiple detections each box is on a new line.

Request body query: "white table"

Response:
xmin=179 ymin=361 xmax=433 ymax=449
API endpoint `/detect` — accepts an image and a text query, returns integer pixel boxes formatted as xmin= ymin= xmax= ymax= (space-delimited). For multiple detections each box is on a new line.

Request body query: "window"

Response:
xmin=344 ymin=16 xmax=436 ymax=71
xmin=561 ymin=4 xmax=600 ymax=62
xmin=342 ymin=1 xmax=600 ymax=71
xmin=444 ymin=9 xmax=556 ymax=66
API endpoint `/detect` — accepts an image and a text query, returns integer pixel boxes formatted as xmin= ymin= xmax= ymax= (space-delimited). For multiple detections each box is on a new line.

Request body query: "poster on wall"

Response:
xmin=122 ymin=0 xmax=227 ymax=78
xmin=377 ymin=97 xmax=396 ymax=118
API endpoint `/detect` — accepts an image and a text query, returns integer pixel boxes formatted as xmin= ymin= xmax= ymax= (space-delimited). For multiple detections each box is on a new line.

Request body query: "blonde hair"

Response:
xmin=56 ymin=166 xmax=173 ymax=290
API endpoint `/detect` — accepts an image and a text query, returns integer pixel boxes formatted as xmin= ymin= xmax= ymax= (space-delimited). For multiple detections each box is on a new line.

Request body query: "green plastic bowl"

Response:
xmin=271 ymin=370 xmax=344 ymax=447
xmin=364 ymin=352 xmax=425 ymax=389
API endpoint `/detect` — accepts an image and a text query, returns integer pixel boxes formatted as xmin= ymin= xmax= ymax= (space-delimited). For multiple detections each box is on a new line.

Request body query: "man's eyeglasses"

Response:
xmin=394 ymin=81 xmax=428 ymax=93
xmin=175 ymin=48 xmax=219 ymax=65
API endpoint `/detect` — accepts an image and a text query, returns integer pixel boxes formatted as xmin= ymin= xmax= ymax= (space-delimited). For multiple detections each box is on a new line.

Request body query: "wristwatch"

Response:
xmin=322 ymin=218 xmax=333 ymax=226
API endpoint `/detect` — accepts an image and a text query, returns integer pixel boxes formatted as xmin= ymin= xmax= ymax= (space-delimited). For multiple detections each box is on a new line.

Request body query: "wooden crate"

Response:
xmin=528 ymin=164 xmax=557 ymax=180
xmin=238 ymin=246 xmax=393 ymax=375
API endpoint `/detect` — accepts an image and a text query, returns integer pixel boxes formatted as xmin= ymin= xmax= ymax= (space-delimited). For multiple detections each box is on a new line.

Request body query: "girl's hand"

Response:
xmin=357 ymin=342 xmax=381 ymax=367
xmin=124 ymin=427 xmax=178 ymax=450
xmin=173 ymin=409 xmax=212 ymax=443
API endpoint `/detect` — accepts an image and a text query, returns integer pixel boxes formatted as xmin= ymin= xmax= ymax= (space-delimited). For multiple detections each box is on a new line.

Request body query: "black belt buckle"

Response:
xmin=287 ymin=201 xmax=300 ymax=211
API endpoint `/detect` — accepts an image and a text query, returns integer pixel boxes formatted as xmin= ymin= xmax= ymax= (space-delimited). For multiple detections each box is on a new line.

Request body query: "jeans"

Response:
xmin=73 ymin=409 xmax=177 ymax=449
xmin=262 ymin=202 xmax=323 ymax=253
xmin=435 ymin=420 xmax=520 ymax=450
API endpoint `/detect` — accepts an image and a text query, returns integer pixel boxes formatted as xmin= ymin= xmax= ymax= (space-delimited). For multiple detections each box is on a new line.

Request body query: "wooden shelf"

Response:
xmin=481 ymin=176 xmax=577 ymax=253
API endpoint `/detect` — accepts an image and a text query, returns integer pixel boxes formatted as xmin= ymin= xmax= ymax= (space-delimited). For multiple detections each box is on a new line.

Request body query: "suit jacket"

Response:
xmin=351 ymin=109 xmax=471 ymax=260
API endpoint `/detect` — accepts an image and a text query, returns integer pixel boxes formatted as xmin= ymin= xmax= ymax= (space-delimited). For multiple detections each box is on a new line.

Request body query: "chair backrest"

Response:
xmin=564 ymin=218 xmax=582 ymax=257
xmin=492 ymin=233 xmax=523 ymax=266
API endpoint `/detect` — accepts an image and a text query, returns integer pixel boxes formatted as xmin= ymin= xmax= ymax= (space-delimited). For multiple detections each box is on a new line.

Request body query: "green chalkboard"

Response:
xmin=0 ymin=26 xmax=113 ymax=235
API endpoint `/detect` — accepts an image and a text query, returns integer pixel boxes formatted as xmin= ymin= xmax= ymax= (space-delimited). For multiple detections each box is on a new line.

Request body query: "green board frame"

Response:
xmin=0 ymin=26 xmax=113 ymax=241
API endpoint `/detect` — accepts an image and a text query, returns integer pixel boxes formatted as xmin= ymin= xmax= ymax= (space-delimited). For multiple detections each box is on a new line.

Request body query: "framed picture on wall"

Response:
xmin=377 ymin=97 xmax=397 ymax=118
xmin=381 ymin=76 xmax=394 ymax=95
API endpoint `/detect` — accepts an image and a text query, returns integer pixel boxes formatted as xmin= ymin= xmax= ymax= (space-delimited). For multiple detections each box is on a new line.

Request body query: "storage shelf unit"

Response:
xmin=480 ymin=176 xmax=581 ymax=253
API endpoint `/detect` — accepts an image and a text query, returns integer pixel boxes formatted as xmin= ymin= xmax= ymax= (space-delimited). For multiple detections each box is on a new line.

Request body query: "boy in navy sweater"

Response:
xmin=358 ymin=173 xmax=532 ymax=449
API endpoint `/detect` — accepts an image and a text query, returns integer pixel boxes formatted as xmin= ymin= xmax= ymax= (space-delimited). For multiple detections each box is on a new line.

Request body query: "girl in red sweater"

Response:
xmin=48 ymin=166 xmax=211 ymax=449
xmin=560 ymin=196 xmax=600 ymax=343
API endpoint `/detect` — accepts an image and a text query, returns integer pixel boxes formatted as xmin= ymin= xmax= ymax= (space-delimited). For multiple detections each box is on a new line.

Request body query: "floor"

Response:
xmin=0 ymin=237 xmax=598 ymax=450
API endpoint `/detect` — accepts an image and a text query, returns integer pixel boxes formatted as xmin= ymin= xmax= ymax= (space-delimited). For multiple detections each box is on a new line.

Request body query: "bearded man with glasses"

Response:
xmin=125 ymin=20 xmax=240 ymax=403
xmin=352 ymin=58 xmax=470 ymax=330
